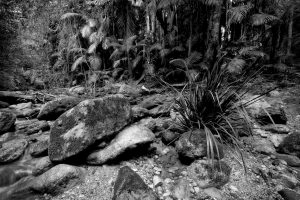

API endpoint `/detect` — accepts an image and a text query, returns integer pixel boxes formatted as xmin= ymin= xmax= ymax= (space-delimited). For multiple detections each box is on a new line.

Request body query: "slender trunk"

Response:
xmin=188 ymin=13 xmax=192 ymax=56
xmin=202 ymin=3 xmax=222 ymax=68
xmin=287 ymin=5 xmax=294 ymax=55
xmin=146 ymin=8 xmax=150 ymax=34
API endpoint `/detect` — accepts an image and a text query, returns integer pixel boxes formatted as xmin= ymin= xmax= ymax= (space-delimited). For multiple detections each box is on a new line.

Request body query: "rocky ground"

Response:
xmin=0 ymin=82 xmax=300 ymax=200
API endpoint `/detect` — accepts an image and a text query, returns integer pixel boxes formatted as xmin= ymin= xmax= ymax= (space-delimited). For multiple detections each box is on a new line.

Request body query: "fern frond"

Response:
xmin=71 ymin=56 xmax=87 ymax=72
xmin=228 ymin=3 xmax=253 ymax=24
xmin=227 ymin=58 xmax=246 ymax=74
xmin=251 ymin=13 xmax=279 ymax=26
xmin=170 ymin=59 xmax=187 ymax=69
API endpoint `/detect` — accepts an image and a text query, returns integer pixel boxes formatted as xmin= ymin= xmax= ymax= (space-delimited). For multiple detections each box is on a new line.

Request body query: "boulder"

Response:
xmin=0 ymin=111 xmax=16 ymax=134
xmin=243 ymin=136 xmax=276 ymax=155
xmin=262 ymin=124 xmax=290 ymax=134
xmin=245 ymin=95 xmax=287 ymax=125
xmin=29 ymin=134 xmax=49 ymax=157
xmin=31 ymin=164 xmax=85 ymax=195
xmin=32 ymin=156 xmax=54 ymax=176
xmin=87 ymin=125 xmax=155 ymax=165
xmin=269 ymin=134 xmax=286 ymax=148
xmin=69 ymin=86 xmax=85 ymax=95
xmin=278 ymin=132 xmax=300 ymax=157
xmin=112 ymin=166 xmax=159 ymax=200
xmin=131 ymin=105 xmax=150 ymax=120
xmin=278 ymin=189 xmax=300 ymax=200
xmin=162 ymin=130 xmax=180 ymax=145
xmin=275 ymin=153 xmax=300 ymax=167
xmin=0 ymin=139 xmax=27 ymax=163
xmin=15 ymin=119 xmax=50 ymax=135
xmin=175 ymin=130 xmax=224 ymax=162
xmin=140 ymin=94 xmax=174 ymax=117
xmin=37 ymin=96 xmax=81 ymax=120
xmin=49 ymin=95 xmax=131 ymax=162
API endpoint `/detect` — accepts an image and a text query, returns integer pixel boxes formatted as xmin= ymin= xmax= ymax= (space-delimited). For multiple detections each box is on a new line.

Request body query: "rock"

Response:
xmin=112 ymin=166 xmax=158 ymax=200
xmin=0 ymin=166 xmax=32 ymax=187
xmin=172 ymin=179 xmax=190 ymax=200
xmin=0 ymin=91 xmax=34 ymax=104
xmin=262 ymin=124 xmax=290 ymax=134
xmin=278 ymin=132 xmax=300 ymax=157
xmin=15 ymin=119 xmax=50 ymax=135
xmin=49 ymin=95 xmax=131 ymax=162
xmin=9 ymin=102 xmax=40 ymax=118
xmin=0 ymin=139 xmax=27 ymax=163
xmin=0 ymin=111 xmax=16 ymax=134
xmin=243 ymin=136 xmax=276 ymax=155
xmin=31 ymin=164 xmax=85 ymax=195
xmin=29 ymin=134 xmax=49 ymax=157
xmin=162 ymin=130 xmax=179 ymax=144
xmin=278 ymin=188 xmax=300 ymax=200
xmin=203 ymin=187 xmax=223 ymax=200
xmin=275 ymin=153 xmax=300 ymax=167
xmin=118 ymin=84 xmax=142 ymax=96
xmin=279 ymin=173 xmax=299 ymax=189
xmin=140 ymin=94 xmax=173 ymax=110
xmin=131 ymin=105 xmax=150 ymax=120
xmin=245 ymin=96 xmax=287 ymax=125
xmin=87 ymin=125 xmax=155 ymax=165
xmin=175 ymin=130 xmax=224 ymax=162
xmin=187 ymin=160 xmax=231 ymax=189
xmin=37 ymin=96 xmax=81 ymax=120
xmin=69 ymin=86 xmax=85 ymax=95
xmin=0 ymin=100 xmax=9 ymax=108
xmin=32 ymin=156 xmax=54 ymax=176
xmin=269 ymin=134 xmax=286 ymax=148
xmin=153 ymin=175 xmax=163 ymax=187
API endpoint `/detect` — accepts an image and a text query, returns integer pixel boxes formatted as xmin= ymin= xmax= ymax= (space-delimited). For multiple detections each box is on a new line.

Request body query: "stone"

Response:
xmin=0 ymin=100 xmax=9 ymax=108
xmin=49 ymin=95 xmax=131 ymax=162
xmin=162 ymin=130 xmax=180 ymax=145
xmin=69 ymin=86 xmax=85 ymax=95
xmin=278 ymin=189 xmax=300 ymax=200
xmin=187 ymin=160 xmax=231 ymax=189
xmin=275 ymin=153 xmax=300 ymax=167
xmin=175 ymin=130 xmax=224 ymax=162
xmin=15 ymin=119 xmax=50 ymax=135
xmin=0 ymin=91 xmax=34 ymax=104
xmin=131 ymin=105 xmax=150 ymax=120
xmin=140 ymin=94 xmax=173 ymax=110
xmin=32 ymin=156 xmax=54 ymax=176
xmin=203 ymin=187 xmax=223 ymax=200
xmin=31 ymin=164 xmax=86 ymax=195
xmin=245 ymin=95 xmax=287 ymax=125
xmin=243 ymin=136 xmax=276 ymax=155
xmin=37 ymin=96 xmax=81 ymax=120
xmin=29 ymin=134 xmax=49 ymax=157
xmin=0 ymin=165 xmax=32 ymax=187
xmin=0 ymin=111 xmax=16 ymax=134
xmin=118 ymin=84 xmax=142 ymax=96
xmin=172 ymin=179 xmax=190 ymax=200
xmin=262 ymin=124 xmax=290 ymax=134
xmin=87 ymin=125 xmax=155 ymax=165
xmin=279 ymin=173 xmax=299 ymax=189
xmin=269 ymin=134 xmax=286 ymax=148
xmin=278 ymin=132 xmax=300 ymax=157
xmin=112 ymin=166 xmax=159 ymax=200
xmin=9 ymin=102 xmax=39 ymax=118
xmin=0 ymin=139 xmax=27 ymax=163
xmin=153 ymin=175 xmax=163 ymax=187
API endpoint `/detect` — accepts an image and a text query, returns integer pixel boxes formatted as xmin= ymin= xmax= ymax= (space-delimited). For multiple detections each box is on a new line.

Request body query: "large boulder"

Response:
xmin=0 ymin=91 xmax=34 ymax=104
xmin=278 ymin=189 xmax=300 ymax=200
xmin=37 ymin=96 xmax=81 ymax=120
xmin=32 ymin=156 xmax=54 ymax=176
xmin=112 ymin=166 xmax=159 ymax=200
xmin=49 ymin=95 xmax=131 ymax=162
xmin=0 ymin=139 xmax=28 ymax=163
xmin=175 ymin=130 xmax=224 ymax=162
xmin=87 ymin=125 xmax=155 ymax=165
xmin=9 ymin=102 xmax=40 ymax=118
xmin=278 ymin=132 xmax=300 ymax=157
xmin=15 ymin=119 xmax=50 ymax=135
xmin=0 ymin=111 xmax=16 ymax=134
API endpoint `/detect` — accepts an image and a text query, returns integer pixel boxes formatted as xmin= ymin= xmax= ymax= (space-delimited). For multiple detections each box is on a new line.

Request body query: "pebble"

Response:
xmin=153 ymin=175 xmax=163 ymax=187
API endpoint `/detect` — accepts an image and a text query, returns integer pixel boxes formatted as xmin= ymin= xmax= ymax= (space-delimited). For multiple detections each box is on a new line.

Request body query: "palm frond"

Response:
xmin=71 ymin=56 xmax=87 ymax=72
xmin=170 ymin=59 xmax=187 ymax=69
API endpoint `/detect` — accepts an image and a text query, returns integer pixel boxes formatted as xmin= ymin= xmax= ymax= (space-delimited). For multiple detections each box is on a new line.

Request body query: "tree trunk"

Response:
xmin=202 ymin=3 xmax=222 ymax=69
xmin=287 ymin=5 xmax=294 ymax=55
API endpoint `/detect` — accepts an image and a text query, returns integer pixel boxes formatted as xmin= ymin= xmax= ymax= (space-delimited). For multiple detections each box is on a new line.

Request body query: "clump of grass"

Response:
xmin=174 ymin=55 xmax=263 ymax=170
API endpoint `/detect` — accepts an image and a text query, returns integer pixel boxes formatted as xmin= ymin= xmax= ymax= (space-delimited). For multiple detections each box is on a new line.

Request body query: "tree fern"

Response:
xmin=228 ymin=3 xmax=253 ymax=24
xmin=71 ymin=56 xmax=87 ymax=72
xmin=227 ymin=58 xmax=246 ymax=74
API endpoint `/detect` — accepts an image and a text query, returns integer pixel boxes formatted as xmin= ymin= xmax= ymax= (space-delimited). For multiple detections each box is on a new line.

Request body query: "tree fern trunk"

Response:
xmin=287 ymin=5 xmax=294 ymax=55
